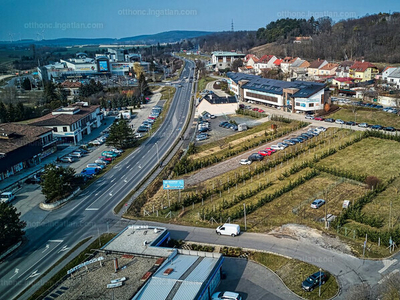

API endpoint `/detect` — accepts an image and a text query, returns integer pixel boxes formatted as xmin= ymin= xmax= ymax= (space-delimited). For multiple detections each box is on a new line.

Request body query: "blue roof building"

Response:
xmin=227 ymin=72 xmax=330 ymax=113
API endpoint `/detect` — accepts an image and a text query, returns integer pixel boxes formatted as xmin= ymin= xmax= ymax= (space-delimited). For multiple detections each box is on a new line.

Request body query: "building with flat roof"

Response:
xmin=211 ymin=51 xmax=246 ymax=72
xmin=0 ymin=123 xmax=56 ymax=182
xmin=196 ymin=93 xmax=238 ymax=117
xmin=102 ymin=225 xmax=224 ymax=300
xmin=227 ymin=72 xmax=329 ymax=113
xmin=30 ymin=103 xmax=103 ymax=144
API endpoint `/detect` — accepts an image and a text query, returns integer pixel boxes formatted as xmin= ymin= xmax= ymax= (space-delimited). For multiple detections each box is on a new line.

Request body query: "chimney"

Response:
xmin=318 ymin=58 xmax=320 ymax=61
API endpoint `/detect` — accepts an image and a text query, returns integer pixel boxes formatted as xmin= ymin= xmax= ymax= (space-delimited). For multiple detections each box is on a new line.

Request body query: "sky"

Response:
xmin=2 ymin=0 xmax=400 ymax=41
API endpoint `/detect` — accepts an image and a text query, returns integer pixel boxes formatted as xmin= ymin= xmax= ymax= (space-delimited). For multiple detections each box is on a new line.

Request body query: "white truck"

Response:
xmin=216 ymin=223 xmax=240 ymax=237
xmin=1 ymin=191 xmax=16 ymax=203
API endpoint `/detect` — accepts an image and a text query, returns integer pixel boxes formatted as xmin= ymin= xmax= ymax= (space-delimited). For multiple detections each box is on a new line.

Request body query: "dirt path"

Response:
xmin=183 ymin=126 xmax=312 ymax=186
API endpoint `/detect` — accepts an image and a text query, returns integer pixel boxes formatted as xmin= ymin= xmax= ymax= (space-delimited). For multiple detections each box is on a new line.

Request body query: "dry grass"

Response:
xmin=316 ymin=137 xmax=400 ymax=181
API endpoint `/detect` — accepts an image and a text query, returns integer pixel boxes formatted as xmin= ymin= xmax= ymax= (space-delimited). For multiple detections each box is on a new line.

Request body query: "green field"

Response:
xmin=330 ymin=107 xmax=400 ymax=128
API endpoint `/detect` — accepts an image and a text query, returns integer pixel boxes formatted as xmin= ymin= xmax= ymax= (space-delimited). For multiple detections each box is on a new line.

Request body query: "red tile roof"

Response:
xmin=274 ymin=59 xmax=283 ymax=66
xmin=61 ymin=80 xmax=82 ymax=88
xmin=320 ymin=63 xmax=339 ymax=71
xmin=258 ymin=55 xmax=274 ymax=63
xmin=350 ymin=61 xmax=378 ymax=72
xmin=334 ymin=77 xmax=354 ymax=82
xmin=244 ymin=54 xmax=259 ymax=62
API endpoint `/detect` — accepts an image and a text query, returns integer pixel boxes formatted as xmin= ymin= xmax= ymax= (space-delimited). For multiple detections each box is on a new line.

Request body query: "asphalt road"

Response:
xmin=0 ymin=59 xmax=196 ymax=300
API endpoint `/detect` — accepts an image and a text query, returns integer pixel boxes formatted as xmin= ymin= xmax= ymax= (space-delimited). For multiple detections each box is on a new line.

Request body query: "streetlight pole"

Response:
xmin=243 ymin=203 xmax=247 ymax=231
xmin=319 ymin=268 xmax=322 ymax=297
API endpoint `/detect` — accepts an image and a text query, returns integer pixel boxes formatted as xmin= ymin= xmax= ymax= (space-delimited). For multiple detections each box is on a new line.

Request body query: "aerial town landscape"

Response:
xmin=1 ymin=1 xmax=400 ymax=299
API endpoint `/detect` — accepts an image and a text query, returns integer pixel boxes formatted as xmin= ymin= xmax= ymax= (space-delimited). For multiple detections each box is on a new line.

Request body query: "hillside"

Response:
xmin=250 ymin=13 xmax=400 ymax=63
xmin=0 ymin=30 xmax=213 ymax=47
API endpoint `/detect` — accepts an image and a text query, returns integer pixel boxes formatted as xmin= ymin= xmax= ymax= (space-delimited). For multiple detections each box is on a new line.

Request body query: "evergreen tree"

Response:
xmin=0 ymin=102 xmax=8 ymax=123
xmin=22 ymin=78 xmax=31 ymax=90
xmin=138 ymin=73 xmax=150 ymax=98
xmin=7 ymin=103 xmax=16 ymax=122
xmin=44 ymin=81 xmax=58 ymax=103
xmin=40 ymin=164 xmax=76 ymax=202
xmin=0 ymin=202 xmax=26 ymax=252
xmin=106 ymin=119 xmax=135 ymax=149
xmin=15 ymin=102 xmax=25 ymax=121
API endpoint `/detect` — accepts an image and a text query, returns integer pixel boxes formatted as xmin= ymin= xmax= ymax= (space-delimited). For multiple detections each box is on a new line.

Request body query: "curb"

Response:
xmin=39 ymin=188 xmax=81 ymax=211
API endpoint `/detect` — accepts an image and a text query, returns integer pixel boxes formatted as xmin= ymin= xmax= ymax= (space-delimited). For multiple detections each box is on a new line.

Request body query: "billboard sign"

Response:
xmin=98 ymin=60 xmax=109 ymax=72
xmin=163 ymin=180 xmax=184 ymax=190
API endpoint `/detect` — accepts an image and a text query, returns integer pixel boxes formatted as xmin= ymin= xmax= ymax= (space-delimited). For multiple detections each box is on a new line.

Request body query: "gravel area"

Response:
xmin=47 ymin=253 xmax=157 ymax=300
xmin=184 ymin=126 xmax=313 ymax=186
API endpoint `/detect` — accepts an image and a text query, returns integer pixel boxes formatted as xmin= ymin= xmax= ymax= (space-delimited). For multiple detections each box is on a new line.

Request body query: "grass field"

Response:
xmin=197 ymin=76 xmax=215 ymax=92
xmin=316 ymin=137 xmax=400 ymax=181
xmin=330 ymin=107 xmax=400 ymax=128
xmin=251 ymin=252 xmax=338 ymax=300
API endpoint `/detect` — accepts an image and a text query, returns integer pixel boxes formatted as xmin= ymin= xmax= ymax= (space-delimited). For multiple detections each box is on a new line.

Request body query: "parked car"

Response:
xmin=70 ymin=152 xmax=83 ymax=158
xmin=383 ymin=126 xmax=396 ymax=132
xmin=210 ymin=114 xmax=216 ymax=119
xmin=1 ymin=191 xmax=16 ymax=203
xmin=196 ymin=135 xmax=208 ymax=141
xmin=95 ymin=159 xmax=109 ymax=165
xmin=258 ymin=109 xmax=265 ymax=113
xmin=335 ymin=119 xmax=345 ymax=124
xmin=325 ymin=118 xmax=335 ymax=123
xmin=252 ymin=107 xmax=259 ymax=111
xmin=216 ymin=224 xmax=240 ymax=237
xmin=99 ymin=156 xmax=112 ymax=162
xmin=345 ymin=121 xmax=356 ymax=126
xmin=111 ymin=148 xmax=123 ymax=154
xmin=87 ymin=163 xmax=104 ymax=170
xmin=277 ymin=142 xmax=288 ymax=148
xmin=311 ymin=199 xmax=326 ymax=209
xmin=212 ymin=291 xmax=242 ymax=300
xmin=283 ymin=139 xmax=295 ymax=145
xmin=305 ymin=114 xmax=314 ymax=120
xmin=81 ymin=167 xmax=99 ymax=176
xmin=258 ymin=150 xmax=273 ymax=156
xmin=270 ymin=144 xmax=284 ymax=150
xmin=302 ymin=271 xmax=327 ymax=292
xmin=370 ymin=124 xmax=383 ymax=130
xmin=248 ymin=153 xmax=263 ymax=161
xmin=314 ymin=117 xmax=324 ymax=121
xmin=239 ymin=159 xmax=252 ymax=165
xmin=317 ymin=126 xmax=327 ymax=132
xmin=60 ymin=156 xmax=75 ymax=163
xmin=264 ymin=147 xmax=277 ymax=153
xmin=219 ymin=121 xmax=229 ymax=127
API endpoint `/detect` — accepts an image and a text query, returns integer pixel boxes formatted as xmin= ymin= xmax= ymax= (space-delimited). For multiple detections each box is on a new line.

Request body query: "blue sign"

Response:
xmin=163 ymin=180 xmax=184 ymax=190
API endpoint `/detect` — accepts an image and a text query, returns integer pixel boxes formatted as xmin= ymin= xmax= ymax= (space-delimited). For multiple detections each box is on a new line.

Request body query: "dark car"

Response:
xmin=302 ymin=271 xmax=327 ymax=292
xmin=370 ymin=124 xmax=383 ymax=130
xmin=248 ymin=153 xmax=264 ymax=161
xmin=219 ymin=121 xmax=228 ymax=127
xmin=383 ymin=126 xmax=396 ymax=132
xmin=324 ymin=118 xmax=335 ymax=123
xmin=345 ymin=121 xmax=356 ymax=126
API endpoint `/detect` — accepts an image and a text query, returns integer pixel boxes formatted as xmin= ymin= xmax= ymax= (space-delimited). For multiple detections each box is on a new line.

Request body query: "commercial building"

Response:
xmin=196 ymin=93 xmax=238 ymax=117
xmin=0 ymin=124 xmax=56 ymax=182
xmin=210 ymin=51 xmax=246 ymax=71
xmin=227 ymin=72 xmax=329 ymax=113
xmin=30 ymin=103 xmax=103 ymax=144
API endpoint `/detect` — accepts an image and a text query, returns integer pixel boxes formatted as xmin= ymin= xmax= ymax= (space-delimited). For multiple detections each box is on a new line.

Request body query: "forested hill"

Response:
xmin=194 ymin=13 xmax=400 ymax=63
xmin=253 ymin=13 xmax=400 ymax=63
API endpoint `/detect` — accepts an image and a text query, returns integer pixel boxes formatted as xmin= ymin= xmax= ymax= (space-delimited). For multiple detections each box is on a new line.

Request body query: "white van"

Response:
xmin=216 ymin=224 xmax=240 ymax=237
xmin=1 ymin=191 xmax=16 ymax=203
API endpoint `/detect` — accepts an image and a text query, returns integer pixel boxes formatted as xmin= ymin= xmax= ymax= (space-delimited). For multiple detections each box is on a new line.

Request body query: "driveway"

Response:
xmin=218 ymin=257 xmax=301 ymax=300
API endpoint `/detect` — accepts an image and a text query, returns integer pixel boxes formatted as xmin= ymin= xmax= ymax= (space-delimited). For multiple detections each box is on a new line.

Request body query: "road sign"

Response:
xmin=163 ymin=180 xmax=184 ymax=190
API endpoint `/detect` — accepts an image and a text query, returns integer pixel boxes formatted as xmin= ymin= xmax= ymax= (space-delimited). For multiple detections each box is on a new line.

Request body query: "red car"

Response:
xmin=314 ymin=117 xmax=324 ymax=121
xmin=258 ymin=109 xmax=265 ymax=113
xmin=98 ymin=156 xmax=112 ymax=162
xmin=252 ymin=107 xmax=259 ymax=111
xmin=265 ymin=147 xmax=276 ymax=153
xmin=258 ymin=150 xmax=273 ymax=156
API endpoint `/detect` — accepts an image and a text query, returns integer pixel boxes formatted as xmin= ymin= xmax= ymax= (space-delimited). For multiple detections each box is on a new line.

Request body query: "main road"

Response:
xmin=0 ymin=59 xmax=196 ymax=300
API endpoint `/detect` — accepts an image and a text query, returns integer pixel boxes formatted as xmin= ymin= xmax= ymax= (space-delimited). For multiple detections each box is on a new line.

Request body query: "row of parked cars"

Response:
xmin=238 ymin=104 xmax=265 ymax=113
xmin=307 ymin=115 xmax=397 ymax=131
xmin=219 ymin=121 xmax=238 ymax=131
xmin=240 ymin=127 xmax=327 ymax=164
xmin=81 ymin=148 xmax=123 ymax=178
xmin=136 ymin=105 xmax=162 ymax=136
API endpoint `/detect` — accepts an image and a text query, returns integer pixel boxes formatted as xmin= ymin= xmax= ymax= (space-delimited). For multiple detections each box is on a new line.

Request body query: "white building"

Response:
xmin=382 ymin=67 xmax=400 ymax=89
xmin=196 ymin=94 xmax=238 ymax=117
xmin=227 ymin=72 xmax=329 ymax=113
xmin=211 ymin=51 xmax=246 ymax=71
xmin=30 ymin=103 xmax=103 ymax=144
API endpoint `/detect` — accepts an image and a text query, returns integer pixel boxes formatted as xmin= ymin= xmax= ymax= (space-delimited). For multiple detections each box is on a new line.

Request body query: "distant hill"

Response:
xmin=250 ymin=12 xmax=400 ymax=63
xmin=0 ymin=30 xmax=213 ymax=46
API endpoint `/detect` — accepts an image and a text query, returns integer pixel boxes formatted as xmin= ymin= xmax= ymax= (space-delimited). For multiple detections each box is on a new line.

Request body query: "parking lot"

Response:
xmin=217 ymin=257 xmax=300 ymax=300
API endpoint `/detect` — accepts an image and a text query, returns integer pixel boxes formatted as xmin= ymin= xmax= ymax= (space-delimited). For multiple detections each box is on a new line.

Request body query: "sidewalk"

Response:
xmin=0 ymin=116 xmax=115 ymax=192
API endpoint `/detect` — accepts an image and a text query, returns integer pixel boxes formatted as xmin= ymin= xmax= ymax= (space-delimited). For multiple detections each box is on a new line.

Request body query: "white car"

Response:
xmin=335 ymin=119 xmax=345 ymax=124
xmin=305 ymin=114 xmax=314 ymax=119
xmin=317 ymin=126 xmax=327 ymax=132
xmin=212 ymin=291 xmax=242 ymax=300
xmin=60 ymin=156 xmax=75 ymax=163
xmin=311 ymin=199 xmax=326 ymax=209
xmin=270 ymin=144 xmax=284 ymax=150
xmin=277 ymin=142 xmax=288 ymax=149
xmin=358 ymin=123 xmax=368 ymax=128
xmin=239 ymin=159 xmax=252 ymax=165
xmin=111 ymin=148 xmax=123 ymax=154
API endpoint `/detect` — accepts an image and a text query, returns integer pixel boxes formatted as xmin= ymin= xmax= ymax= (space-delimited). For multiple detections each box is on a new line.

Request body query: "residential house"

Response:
xmin=318 ymin=63 xmax=339 ymax=77
xmin=0 ymin=124 xmax=57 ymax=181
xmin=227 ymin=72 xmax=329 ymax=113
xmin=280 ymin=57 xmax=301 ymax=73
xmin=254 ymin=55 xmax=277 ymax=74
xmin=273 ymin=59 xmax=283 ymax=69
xmin=60 ymin=80 xmax=82 ymax=100
xmin=210 ymin=51 xmax=246 ymax=72
xmin=196 ymin=93 xmax=238 ymax=117
xmin=243 ymin=54 xmax=259 ymax=68
xmin=290 ymin=59 xmax=310 ymax=79
xmin=349 ymin=61 xmax=379 ymax=82
xmin=30 ymin=103 xmax=103 ymax=144
xmin=335 ymin=61 xmax=354 ymax=78
xmin=307 ymin=59 xmax=328 ymax=79
xmin=382 ymin=67 xmax=400 ymax=89
xmin=293 ymin=36 xmax=313 ymax=43
xmin=332 ymin=77 xmax=355 ymax=89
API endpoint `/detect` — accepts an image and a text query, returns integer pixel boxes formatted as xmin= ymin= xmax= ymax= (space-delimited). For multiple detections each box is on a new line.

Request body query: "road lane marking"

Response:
xmin=48 ymin=240 xmax=63 ymax=243
xmin=85 ymin=208 xmax=99 ymax=211
xmin=58 ymin=245 xmax=69 ymax=253
xmin=42 ymin=244 xmax=49 ymax=253
xmin=378 ymin=269 xmax=399 ymax=284
xmin=26 ymin=270 xmax=40 ymax=280
xmin=111 ymin=179 xmax=115 ymax=183
xmin=126 ymin=165 xmax=131 ymax=169
xmin=9 ymin=269 xmax=19 ymax=279
xmin=379 ymin=259 xmax=398 ymax=274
